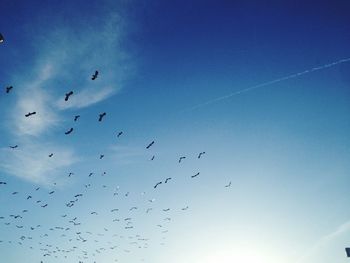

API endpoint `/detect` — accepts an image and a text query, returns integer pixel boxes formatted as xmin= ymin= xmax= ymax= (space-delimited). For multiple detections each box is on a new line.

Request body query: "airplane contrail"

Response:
xmin=186 ymin=57 xmax=350 ymax=111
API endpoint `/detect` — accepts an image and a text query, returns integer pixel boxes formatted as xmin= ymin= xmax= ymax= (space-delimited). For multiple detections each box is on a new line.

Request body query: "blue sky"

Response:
xmin=1 ymin=1 xmax=350 ymax=262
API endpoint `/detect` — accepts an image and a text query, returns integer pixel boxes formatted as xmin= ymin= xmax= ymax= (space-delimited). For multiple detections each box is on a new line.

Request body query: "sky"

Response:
xmin=0 ymin=0 xmax=350 ymax=262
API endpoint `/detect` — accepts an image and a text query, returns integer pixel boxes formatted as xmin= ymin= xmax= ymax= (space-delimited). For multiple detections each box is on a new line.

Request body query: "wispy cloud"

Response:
xmin=56 ymin=86 xmax=116 ymax=110
xmin=1 ymin=12 xmax=130 ymax=185
xmin=0 ymin=141 xmax=79 ymax=185
xmin=295 ymin=220 xmax=350 ymax=263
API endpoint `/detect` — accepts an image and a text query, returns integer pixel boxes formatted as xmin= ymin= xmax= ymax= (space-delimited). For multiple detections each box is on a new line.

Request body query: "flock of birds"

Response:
xmin=0 ymin=36 xmax=232 ymax=262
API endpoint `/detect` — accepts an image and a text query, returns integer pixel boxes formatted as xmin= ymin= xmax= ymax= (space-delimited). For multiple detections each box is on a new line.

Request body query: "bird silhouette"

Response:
xmin=99 ymin=154 xmax=104 ymax=159
xmin=146 ymin=141 xmax=155 ymax=149
xmin=164 ymin=177 xmax=172 ymax=183
xmin=65 ymin=128 xmax=73 ymax=135
xmin=117 ymin=131 xmax=123 ymax=137
xmin=154 ymin=182 xmax=162 ymax=189
xmin=163 ymin=208 xmax=170 ymax=212
xmin=41 ymin=204 xmax=48 ymax=208
xmin=5 ymin=86 xmax=13 ymax=93
xmin=191 ymin=172 xmax=200 ymax=178
xmin=198 ymin=151 xmax=206 ymax=158
xmin=98 ymin=112 xmax=106 ymax=122
xmin=48 ymin=191 xmax=55 ymax=194
xmin=74 ymin=115 xmax=80 ymax=121
xmin=25 ymin=112 xmax=36 ymax=117
xmin=9 ymin=145 xmax=18 ymax=149
xmin=64 ymin=91 xmax=73 ymax=101
xmin=91 ymin=70 xmax=99 ymax=80
xmin=0 ymin=33 xmax=4 ymax=43
xmin=225 ymin=181 xmax=232 ymax=188
xmin=0 ymin=182 xmax=7 ymax=185
xmin=182 ymin=206 xmax=189 ymax=211
xmin=151 ymin=155 xmax=155 ymax=161
xmin=178 ymin=156 xmax=186 ymax=163
xmin=48 ymin=153 xmax=53 ymax=157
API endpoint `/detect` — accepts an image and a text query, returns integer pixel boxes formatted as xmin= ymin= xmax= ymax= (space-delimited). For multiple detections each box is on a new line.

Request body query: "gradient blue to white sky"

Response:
xmin=1 ymin=1 xmax=350 ymax=263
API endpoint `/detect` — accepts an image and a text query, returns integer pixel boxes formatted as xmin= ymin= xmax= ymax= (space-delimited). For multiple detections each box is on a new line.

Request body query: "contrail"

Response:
xmin=186 ymin=57 xmax=350 ymax=111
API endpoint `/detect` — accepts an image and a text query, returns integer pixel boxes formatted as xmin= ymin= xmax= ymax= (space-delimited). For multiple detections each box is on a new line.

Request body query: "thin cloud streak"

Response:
xmin=295 ymin=220 xmax=350 ymax=263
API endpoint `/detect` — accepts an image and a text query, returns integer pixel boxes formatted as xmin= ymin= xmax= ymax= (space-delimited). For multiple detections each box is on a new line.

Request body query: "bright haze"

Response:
xmin=0 ymin=1 xmax=350 ymax=263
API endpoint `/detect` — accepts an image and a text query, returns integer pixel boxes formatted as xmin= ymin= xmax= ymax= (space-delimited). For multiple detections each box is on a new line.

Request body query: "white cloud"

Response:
xmin=2 ymin=12 xmax=130 ymax=185
xmin=0 ymin=141 xmax=79 ymax=185
xmin=56 ymin=86 xmax=117 ymax=110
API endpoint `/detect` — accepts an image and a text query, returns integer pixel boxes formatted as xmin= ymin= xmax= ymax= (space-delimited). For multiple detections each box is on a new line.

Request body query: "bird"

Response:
xmin=225 ymin=181 xmax=232 ymax=188
xmin=191 ymin=172 xmax=200 ymax=178
xmin=12 ymin=192 xmax=18 ymax=195
xmin=99 ymin=154 xmax=104 ymax=159
xmin=26 ymin=195 xmax=32 ymax=200
xmin=9 ymin=145 xmax=18 ymax=149
xmin=0 ymin=33 xmax=4 ymax=43
xmin=163 ymin=208 xmax=170 ymax=212
xmin=5 ymin=86 xmax=13 ymax=93
xmin=48 ymin=191 xmax=55 ymax=194
xmin=41 ymin=204 xmax=48 ymax=208
xmin=91 ymin=212 xmax=98 ymax=215
xmin=98 ymin=112 xmax=106 ymax=122
xmin=25 ymin=112 xmax=36 ymax=117
xmin=91 ymin=70 xmax=99 ymax=80
xmin=182 ymin=206 xmax=189 ymax=211
xmin=146 ymin=141 xmax=155 ymax=149
xmin=178 ymin=156 xmax=186 ymax=163
xmin=74 ymin=115 xmax=80 ymax=121
xmin=64 ymin=91 xmax=73 ymax=101
xmin=117 ymin=131 xmax=123 ymax=137
xmin=154 ymin=182 xmax=162 ymax=189
xmin=65 ymin=128 xmax=74 ymax=135
xmin=151 ymin=155 xmax=155 ymax=161
xmin=165 ymin=177 xmax=172 ymax=183
xmin=146 ymin=208 xmax=152 ymax=213
xmin=346 ymin=247 xmax=350 ymax=257
xmin=0 ymin=182 xmax=7 ymax=185
xmin=88 ymin=172 xmax=93 ymax=177
xmin=68 ymin=172 xmax=74 ymax=177
xmin=198 ymin=152 xmax=206 ymax=159
xmin=48 ymin=153 xmax=54 ymax=157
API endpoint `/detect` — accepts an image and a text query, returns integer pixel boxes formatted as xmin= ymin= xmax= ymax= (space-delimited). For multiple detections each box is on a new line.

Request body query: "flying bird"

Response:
xmin=163 ymin=208 xmax=170 ymax=212
xmin=5 ymin=86 xmax=13 ymax=93
xmin=25 ymin=112 xmax=36 ymax=117
xmin=191 ymin=172 xmax=200 ymax=178
xmin=65 ymin=128 xmax=74 ymax=135
xmin=146 ymin=141 xmax=155 ymax=149
xmin=41 ymin=204 xmax=48 ymax=208
xmin=117 ymin=131 xmax=123 ymax=137
xmin=0 ymin=33 xmax=4 ymax=43
xmin=98 ymin=112 xmax=106 ymax=122
xmin=182 ymin=206 xmax=189 ymax=211
xmin=48 ymin=191 xmax=55 ymax=194
xmin=91 ymin=70 xmax=99 ymax=80
xmin=99 ymin=154 xmax=104 ymax=159
xmin=151 ymin=155 xmax=155 ymax=161
xmin=9 ymin=145 xmax=18 ymax=149
xmin=164 ymin=177 xmax=172 ymax=183
xmin=154 ymin=182 xmax=162 ymax=189
xmin=64 ymin=91 xmax=73 ymax=101
xmin=225 ymin=181 xmax=232 ymax=188
xmin=48 ymin=153 xmax=53 ymax=157
xmin=198 ymin=152 xmax=206 ymax=159
xmin=0 ymin=182 xmax=7 ymax=185
xmin=74 ymin=115 xmax=80 ymax=121
xmin=178 ymin=156 xmax=186 ymax=163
